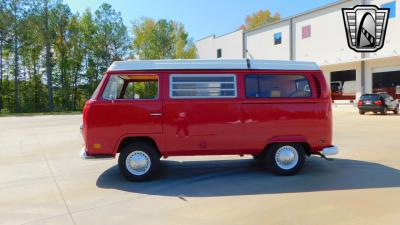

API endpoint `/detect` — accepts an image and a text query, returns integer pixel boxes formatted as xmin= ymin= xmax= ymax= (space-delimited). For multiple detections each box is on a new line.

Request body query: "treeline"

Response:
xmin=0 ymin=0 xmax=197 ymax=113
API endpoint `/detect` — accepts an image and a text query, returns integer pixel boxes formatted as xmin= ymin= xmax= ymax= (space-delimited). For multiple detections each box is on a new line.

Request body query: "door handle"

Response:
xmin=150 ymin=113 xmax=162 ymax=116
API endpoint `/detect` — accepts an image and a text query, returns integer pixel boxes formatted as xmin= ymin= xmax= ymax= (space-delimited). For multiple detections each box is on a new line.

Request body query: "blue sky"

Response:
xmin=63 ymin=0 xmax=337 ymax=41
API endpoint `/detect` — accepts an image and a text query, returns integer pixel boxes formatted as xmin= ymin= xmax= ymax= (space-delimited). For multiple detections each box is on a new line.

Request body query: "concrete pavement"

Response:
xmin=0 ymin=108 xmax=399 ymax=225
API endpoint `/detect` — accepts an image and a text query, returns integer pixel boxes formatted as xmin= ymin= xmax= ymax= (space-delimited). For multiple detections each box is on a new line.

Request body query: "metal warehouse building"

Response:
xmin=195 ymin=0 xmax=400 ymax=100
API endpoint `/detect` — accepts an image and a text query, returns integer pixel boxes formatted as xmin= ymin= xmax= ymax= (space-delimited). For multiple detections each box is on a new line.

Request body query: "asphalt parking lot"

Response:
xmin=0 ymin=107 xmax=399 ymax=225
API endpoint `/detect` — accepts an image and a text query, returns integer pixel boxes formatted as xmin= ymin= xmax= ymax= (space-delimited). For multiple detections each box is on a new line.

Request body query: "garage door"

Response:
xmin=373 ymin=70 xmax=400 ymax=99
xmin=331 ymin=70 xmax=356 ymax=82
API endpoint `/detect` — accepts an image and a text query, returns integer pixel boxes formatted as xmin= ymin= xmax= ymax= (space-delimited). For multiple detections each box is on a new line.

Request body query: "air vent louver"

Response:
xmin=312 ymin=75 xmax=321 ymax=98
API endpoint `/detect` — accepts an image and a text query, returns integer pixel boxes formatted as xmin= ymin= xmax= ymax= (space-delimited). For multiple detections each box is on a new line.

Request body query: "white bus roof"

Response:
xmin=108 ymin=59 xmax=320 ymax=72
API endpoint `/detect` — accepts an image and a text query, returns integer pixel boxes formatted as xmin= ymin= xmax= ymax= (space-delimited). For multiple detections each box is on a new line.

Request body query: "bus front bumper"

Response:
xmin=80 ymin=148 xmax=113 ymax=160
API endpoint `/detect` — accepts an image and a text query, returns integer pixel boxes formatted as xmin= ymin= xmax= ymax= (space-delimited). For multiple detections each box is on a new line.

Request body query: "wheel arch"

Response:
xmin=264 ymin=136 xmax=312 ymax=156
xmin=116 ymin=136 xmax=161 ymax=158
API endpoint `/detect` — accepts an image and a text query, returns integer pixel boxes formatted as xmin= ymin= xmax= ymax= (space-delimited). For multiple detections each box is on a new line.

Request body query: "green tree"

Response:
xmin=174 ymin=22 xmax=197 ymax=59
xmin=10 ymin=0 xmax=29 ymax=112
xmin=94 ymin=3 xmax=129 ymax=73
xmin=0 ymin=1 xmax=197 ymax=114
xmin=19 ymin=1 xmax=45 ymax=112
xmin=0 ymin=0 xmax=12 ymax=111
xmin=132 ymin=18 xmax=197 ymax=60
xmin=40 ymin=0 xmax=56 ymax=111
xmin=69 ymin=13 xmax=84 ymax=110
xmin=240 ymin=9 xmax=280 ymax=30
xmin=51 ymin=3 xmax=72 ymax=110
xmin=79 ymin=9 xmax=98 ymax=96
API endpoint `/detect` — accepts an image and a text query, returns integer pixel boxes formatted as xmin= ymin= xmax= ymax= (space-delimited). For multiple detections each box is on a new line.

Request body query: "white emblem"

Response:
xmin=342 ymin=5 xmax=390 ymax=52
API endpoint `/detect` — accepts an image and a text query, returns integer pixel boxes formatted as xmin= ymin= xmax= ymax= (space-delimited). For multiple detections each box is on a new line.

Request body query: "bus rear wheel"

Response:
xmin=266 ymin=143 xmax=305 ymax=176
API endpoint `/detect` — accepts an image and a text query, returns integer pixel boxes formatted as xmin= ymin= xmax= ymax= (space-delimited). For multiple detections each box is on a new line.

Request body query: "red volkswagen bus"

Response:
xmin=80 ymin=59 xmax=338 ymax=181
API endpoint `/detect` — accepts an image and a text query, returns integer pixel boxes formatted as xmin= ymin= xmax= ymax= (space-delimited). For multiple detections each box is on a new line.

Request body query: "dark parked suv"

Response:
xmin=358 ymin=93 xmax=399 ymax=115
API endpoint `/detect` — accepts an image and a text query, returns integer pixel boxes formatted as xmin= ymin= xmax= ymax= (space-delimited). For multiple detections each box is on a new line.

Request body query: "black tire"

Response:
xmin=394 ymin=106 xmax=399 ymax=114
xmin=359 ymin=110 xmax=365 ymax=115
xmin=118 ymin=142 xmax=160 ymax=181
xmin=266 ymin=143 xmax=305 ymax=176
xmin=252 ymin=154 xmax=264 ymax=160
xmin=381 ymin=107 xmax=388 ymax=115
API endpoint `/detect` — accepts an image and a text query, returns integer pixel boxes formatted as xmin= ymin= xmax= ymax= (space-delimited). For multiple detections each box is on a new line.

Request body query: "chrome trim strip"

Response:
xmin=150 ymin=113 xmax=162 ymax=116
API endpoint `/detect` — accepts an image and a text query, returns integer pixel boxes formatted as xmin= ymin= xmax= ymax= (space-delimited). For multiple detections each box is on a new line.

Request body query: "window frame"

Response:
xmin=100 ymin=74 xmax=160 ymax=101
xmin=169 ymin=74 xmax=238 ymax=99
xmin=244 ymin=74 xmax=313 ymax=99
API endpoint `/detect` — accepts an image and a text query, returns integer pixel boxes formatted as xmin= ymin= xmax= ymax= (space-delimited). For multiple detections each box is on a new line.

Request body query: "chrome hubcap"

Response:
xmin=275 ymin=146 xmax=299 ymax=170
xmin=126 ymin=150 xmax=151 ymax=176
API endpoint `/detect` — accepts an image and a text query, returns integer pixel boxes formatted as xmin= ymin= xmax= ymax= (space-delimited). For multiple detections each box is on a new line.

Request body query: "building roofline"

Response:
xmin=214 ymin=29 xmax=243 ymax=39
xmin=195 ymin=0 xmax=351 ymax=41
xmin=195 ymin=29 xmax=243 ymax=43
xmin=195 ymin=29 xmax=244 ymax=43
xmin=195 ymin=35 xmax=215 ymax=42
xmin=245 ymin=0 xmax=350 ymax=34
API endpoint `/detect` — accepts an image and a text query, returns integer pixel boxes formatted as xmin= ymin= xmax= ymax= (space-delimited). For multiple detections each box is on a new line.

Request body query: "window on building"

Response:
xmin=170 ymin=74 xmax=237 ymax=98
xmin=274 ymin=32 xmax=282 ymax=45
xmin=302 ymin=25 xmax=311 ymax=39
xmin=102 ymin=75 xmax=158 ymax=100
xmin=245 ymin=75 xmax=311 ymax=98
xmin=382 ymin=1 xmax=396 ymax=18
xmin=217 ymin=49 xmax=222 ymax=58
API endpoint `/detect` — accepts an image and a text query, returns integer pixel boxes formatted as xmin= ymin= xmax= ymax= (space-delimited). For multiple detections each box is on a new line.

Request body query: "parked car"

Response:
xmin=80 ymin=59 xmax=338 ymax=181
xmin=358 ymin=92 xmax=399 ymax=115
